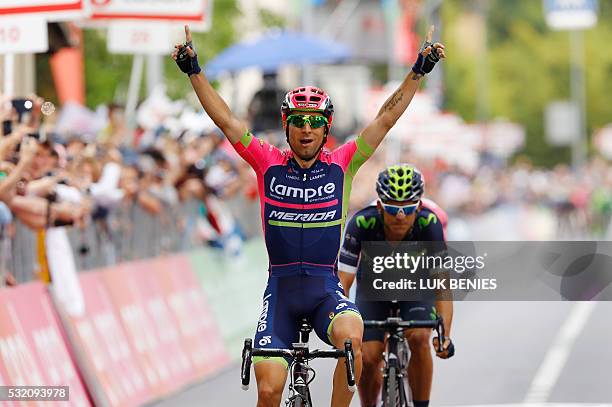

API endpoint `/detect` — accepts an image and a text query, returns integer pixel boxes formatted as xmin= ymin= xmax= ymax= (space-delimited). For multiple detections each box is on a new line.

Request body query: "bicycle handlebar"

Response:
xmin=363 ymin=319 xmax=438 ymax=329
xmin=363 ymin=316 xmax=446 ymax=353
xmin=240 ymin=338 xmax=357 ymax=392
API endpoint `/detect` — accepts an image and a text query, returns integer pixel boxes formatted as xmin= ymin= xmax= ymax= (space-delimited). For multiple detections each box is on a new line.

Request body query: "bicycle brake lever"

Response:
xmin=436 ymin=317 xmax=445 ymax=353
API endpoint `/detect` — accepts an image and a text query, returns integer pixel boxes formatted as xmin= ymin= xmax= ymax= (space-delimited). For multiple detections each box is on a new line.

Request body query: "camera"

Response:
xmin=11 ymin=99 xmax=33 ymax=122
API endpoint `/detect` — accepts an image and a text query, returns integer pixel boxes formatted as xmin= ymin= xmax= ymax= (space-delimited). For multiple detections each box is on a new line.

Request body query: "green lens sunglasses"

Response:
xmin=286 ymin=114 xmax=329 ymax=129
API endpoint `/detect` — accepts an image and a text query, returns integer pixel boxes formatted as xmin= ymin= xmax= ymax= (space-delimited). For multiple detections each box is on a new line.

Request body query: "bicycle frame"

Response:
xmin=287 ymin=322 xmax=314 ymax=406
xmin=382 ymin=320 xmax=411 ymax=407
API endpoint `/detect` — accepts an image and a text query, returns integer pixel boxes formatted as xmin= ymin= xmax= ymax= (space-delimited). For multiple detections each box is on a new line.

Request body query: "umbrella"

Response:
xmin=205 ymin=30 xmax=351 ymax=78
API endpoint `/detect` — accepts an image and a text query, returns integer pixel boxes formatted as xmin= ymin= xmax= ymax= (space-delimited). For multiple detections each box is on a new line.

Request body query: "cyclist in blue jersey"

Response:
xmin=338 ymin=164 xmax=454 ymax=407
xmin=173 ymin=25 xmax=445 ymax=407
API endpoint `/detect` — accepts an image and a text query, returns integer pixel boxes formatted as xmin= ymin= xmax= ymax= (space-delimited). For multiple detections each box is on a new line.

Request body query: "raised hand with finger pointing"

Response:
xmin=412 ymin=25 xmax=446 ymax=78
xmin=172 ymin=25 xmax=202 ymax=76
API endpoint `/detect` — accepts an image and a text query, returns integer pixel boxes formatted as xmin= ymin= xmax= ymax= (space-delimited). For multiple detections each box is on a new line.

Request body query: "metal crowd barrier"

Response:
xmin=0 ymin=196 xmax=262 ymax=285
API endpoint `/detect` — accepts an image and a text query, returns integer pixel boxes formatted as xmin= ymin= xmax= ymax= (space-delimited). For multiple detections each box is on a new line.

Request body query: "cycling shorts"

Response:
xmin=253 ymin=272 xmax=361 ymax=367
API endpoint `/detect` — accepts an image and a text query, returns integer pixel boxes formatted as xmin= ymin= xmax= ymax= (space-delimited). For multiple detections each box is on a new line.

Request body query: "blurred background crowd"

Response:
xmin=0 ymin=91 xmax=262 ymax=286
xmin=1 ymin=0 xmax=612 ymax=287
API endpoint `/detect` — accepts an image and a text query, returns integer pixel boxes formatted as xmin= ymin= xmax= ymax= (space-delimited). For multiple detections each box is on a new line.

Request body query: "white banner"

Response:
xmin=0 ymin=0 xmax=84 ymax=22
xmin=594 ymin=125 xmax=612 ymax=160
xmin=107 ymin=22 xmax=173 ymax=55
xmin=0 ymin=16 xmax=48 ymax=54
xmin=89 ymin=0 xmax=210 ymax=24
xmin=545 ymin=101 xmax=580 ymax=146
xmin=543 ymin=0 xmax=598 ymax=30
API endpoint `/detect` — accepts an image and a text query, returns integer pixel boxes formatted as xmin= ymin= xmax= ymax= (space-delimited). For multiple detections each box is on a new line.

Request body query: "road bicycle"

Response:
xmin=363 ymin=302 xmax=445 ymax=407
xmin=241 ymin=318 xmax=356 ymax=407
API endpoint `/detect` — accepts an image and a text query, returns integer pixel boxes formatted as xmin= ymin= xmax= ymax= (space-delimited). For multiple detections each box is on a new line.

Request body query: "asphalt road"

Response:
xmin=150 ymin=302 xmax=612 ymax=407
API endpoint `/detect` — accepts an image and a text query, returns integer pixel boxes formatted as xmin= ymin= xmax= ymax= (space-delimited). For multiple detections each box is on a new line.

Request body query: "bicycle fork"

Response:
xmin=383 ymin=334 xmax=410 ymax=407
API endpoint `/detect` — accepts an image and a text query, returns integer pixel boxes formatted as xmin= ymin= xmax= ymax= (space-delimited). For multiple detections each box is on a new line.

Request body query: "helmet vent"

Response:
xmin=295 ymin=95 xmax=306 ymax=101
xmin=310 ymin=96 xmax=321 ymax=102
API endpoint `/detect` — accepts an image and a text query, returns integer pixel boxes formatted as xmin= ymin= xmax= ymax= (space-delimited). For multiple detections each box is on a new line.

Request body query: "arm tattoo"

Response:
xmin=381 ymin=90 xmax=404 ymax=113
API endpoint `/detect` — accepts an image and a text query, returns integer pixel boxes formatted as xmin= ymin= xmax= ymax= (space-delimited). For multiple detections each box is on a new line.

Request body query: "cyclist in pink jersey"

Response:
xmin=173 ymin=25 xmax=446 ymax=407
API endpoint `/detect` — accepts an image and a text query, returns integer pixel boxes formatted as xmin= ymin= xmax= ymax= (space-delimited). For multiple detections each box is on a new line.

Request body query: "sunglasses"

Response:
xmin=286 ymin=114 xmax=329 ymax=129
xmin=381 ymin=202 xmax=420 ymax=216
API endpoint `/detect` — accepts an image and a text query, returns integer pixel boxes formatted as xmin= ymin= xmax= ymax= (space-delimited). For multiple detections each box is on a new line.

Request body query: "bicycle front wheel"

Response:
xmin=383 ymin=366 xmax=399 ymax=407
xmin=293 ymin=394 xmax=309 ymax=407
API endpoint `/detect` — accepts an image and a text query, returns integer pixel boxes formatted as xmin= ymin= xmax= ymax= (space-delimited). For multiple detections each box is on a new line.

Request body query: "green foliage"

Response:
xmin=442 ymin=0 xmax=611 ymax=166
xmin=83 ymin=29 xmax=134 ymax=108
xmin=258 ymin=8 xmax=286 ymax=29
xmin=35 ymin=53 xmax=57 ymax=107
xmin=165 ymin=0 xmax=241 ymax=100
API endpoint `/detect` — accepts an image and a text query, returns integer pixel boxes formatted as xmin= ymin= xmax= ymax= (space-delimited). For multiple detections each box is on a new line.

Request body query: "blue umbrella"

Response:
xmin=205 ymin=30 xmax=351 ymax=78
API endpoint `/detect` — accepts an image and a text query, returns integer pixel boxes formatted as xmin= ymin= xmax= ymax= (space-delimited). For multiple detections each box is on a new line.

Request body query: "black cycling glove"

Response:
xmin=412 ymin=41 xmax=441 ymax=77
xmin=176 ymin=41 xmax=202 ymax=76
xmin=446 ymin=338 xmax=455 ymax=358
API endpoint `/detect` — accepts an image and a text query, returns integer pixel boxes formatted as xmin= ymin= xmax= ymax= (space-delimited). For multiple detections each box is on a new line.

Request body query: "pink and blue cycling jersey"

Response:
xmin=233 ymin=131 xmax=374 ymax=276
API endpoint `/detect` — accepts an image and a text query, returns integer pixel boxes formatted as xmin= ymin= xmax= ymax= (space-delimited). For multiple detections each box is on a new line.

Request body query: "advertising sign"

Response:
xmin=60 ymin=272 xmax=151 ymax=407
xmin=544 ymin=0 xmax=598 ymax=30
xmin=153 ymin=255 xmax=231 ymax=378
xmin=107 ymin=21 xmax=172 ymax=55
xmin=0 ymin=15 xmax=48 ymax=54
xmin=89 ymin=0 xmax=210 ymax=24
xmin=0 ymin=283 xmax=91 ymax=406
xmin=0 ymin=0 xmax=84 ymax=22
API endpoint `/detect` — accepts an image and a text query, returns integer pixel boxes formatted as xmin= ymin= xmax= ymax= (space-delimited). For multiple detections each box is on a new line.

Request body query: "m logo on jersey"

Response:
xmin=418 ymin=213 xmax=438 ymax=229
xmin=356 ymin=215 xmax=376 ymax=230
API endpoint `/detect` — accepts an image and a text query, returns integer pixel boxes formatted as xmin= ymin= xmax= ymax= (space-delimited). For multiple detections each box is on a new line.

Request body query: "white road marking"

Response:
xmin=523 ymin=302 xmax=597 ymax=404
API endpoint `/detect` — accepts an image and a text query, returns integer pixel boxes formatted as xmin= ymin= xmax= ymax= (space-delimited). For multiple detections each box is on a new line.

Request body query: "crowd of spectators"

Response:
xmin=349 ymin=147 xmax=612 ymax=240
xmin=422 ymin=156 xmax=612 ymax=238
xmin=0 ymin=91 xmax=258 ymax=287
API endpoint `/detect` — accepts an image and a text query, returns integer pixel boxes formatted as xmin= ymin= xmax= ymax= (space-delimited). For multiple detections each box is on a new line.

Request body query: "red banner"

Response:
xmin=0 ymin=254 xmax=231 ymax=406
xmin=152 ymin=255 xmax=231 ymax=378
xmin=0 ymin=1 xmax=84 ymax=22
xmin=0 ymin=283 xmax=91 ymax=406
xmin=88 ymin=0 xmax=209 ymax=22
xmin=0 ymin=0 xmax=82 ymax=14
xmin=60 ymin=272 xmax=151 ymax=407
xmin=103 ymin=261 xmax=196 ymax=394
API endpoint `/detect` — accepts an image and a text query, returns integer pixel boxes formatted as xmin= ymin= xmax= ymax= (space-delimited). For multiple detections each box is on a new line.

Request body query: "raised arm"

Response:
xmin=360 ymin=26 xmax=446 ymax=151
xmin=172 ymin=25 xmax=246 ymax=144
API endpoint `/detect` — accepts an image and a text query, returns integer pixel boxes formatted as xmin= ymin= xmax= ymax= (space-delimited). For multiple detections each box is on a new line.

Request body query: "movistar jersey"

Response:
xmin=233 ymin=132 xmax=374 ymax=275
xmin=338 ymin=199 xmax=447 ymax=279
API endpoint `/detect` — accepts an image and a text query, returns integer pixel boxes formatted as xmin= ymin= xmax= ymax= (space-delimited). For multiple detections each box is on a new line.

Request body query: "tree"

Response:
xmin=442 ymin=0 xmax=612 ymax=166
